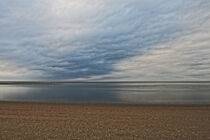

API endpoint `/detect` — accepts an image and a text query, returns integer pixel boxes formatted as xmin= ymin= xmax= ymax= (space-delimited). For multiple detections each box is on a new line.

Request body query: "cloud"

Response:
xmin=0 ymin=0 xmax=210 ymax=80
xmin=0 ymin=60 xmax=42 ymax=80
xmin=95 ymin=31 xmax=210 ymax=81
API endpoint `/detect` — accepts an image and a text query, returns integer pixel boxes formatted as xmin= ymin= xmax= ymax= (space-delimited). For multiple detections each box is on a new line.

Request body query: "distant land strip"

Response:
xmin=0 ymin=81 xmax=210 ymax=85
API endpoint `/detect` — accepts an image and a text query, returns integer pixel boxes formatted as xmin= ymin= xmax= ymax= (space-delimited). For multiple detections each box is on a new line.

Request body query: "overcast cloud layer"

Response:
xmin=0 ymin=0 xmax=210 ymax=81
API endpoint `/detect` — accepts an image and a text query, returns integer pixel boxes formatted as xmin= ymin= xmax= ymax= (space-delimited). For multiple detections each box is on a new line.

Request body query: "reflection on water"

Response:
xmin=0 ymin=82 xmax=210 ymax=104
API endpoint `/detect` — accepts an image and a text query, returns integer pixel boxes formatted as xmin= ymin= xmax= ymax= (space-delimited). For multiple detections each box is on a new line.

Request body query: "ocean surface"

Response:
xmin=0 ymin=82 xmax=210 ymax=104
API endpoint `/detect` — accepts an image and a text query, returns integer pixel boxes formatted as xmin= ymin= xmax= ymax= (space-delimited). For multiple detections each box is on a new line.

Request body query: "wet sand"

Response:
xmin=0 ymin=102 xmax=210 ymax=140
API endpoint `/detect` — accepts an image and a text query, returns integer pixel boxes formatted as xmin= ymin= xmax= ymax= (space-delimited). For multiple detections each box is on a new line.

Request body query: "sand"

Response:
xmin=0 ymin=102 xmax=210 ymax=140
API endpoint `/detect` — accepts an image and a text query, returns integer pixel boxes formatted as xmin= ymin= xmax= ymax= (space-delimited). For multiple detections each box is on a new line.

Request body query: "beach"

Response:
xmin=0 ymin=102 xmax=210 ymax=140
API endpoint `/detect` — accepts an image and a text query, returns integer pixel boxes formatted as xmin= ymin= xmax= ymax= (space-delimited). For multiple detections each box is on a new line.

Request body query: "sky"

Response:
xmin=0 ymin=0 xmax=210 ymax=81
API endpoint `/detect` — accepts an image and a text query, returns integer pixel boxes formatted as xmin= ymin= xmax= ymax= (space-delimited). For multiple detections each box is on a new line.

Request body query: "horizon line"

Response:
xmin=0 ymin=80 xmax=210 ymax=85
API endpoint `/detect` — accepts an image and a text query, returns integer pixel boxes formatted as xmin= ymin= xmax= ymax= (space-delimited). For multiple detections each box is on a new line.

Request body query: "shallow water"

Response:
xmin=0 ymin=82 xmax=210 ymax=104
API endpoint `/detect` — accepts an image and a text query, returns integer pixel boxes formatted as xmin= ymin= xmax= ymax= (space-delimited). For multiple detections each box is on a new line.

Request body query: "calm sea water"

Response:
xmin=0 ymin=82 xmax=210 ymax=104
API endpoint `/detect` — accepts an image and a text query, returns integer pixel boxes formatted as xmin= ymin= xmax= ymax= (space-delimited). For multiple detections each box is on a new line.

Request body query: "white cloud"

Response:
xmin=0 ymin=60 xmax=42 ymax=80
xmin=95 ymin=30 xmax=210 ymax=81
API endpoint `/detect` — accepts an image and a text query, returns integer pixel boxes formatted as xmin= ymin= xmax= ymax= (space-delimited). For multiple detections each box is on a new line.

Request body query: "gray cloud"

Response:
xmin=0 ymin=0 xmax=210 ymax=80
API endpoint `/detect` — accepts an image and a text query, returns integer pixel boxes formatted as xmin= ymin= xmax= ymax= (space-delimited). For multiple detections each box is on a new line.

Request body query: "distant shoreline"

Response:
xmin=1 ymin=81 xmax=210 ymax=85
xmin=0 ymin=101 xmax=210 ymax=106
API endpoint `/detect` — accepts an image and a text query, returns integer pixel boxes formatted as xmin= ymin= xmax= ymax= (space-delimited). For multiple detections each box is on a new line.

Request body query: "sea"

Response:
xmin=0 ymin=82 xmax=210 ymax=104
